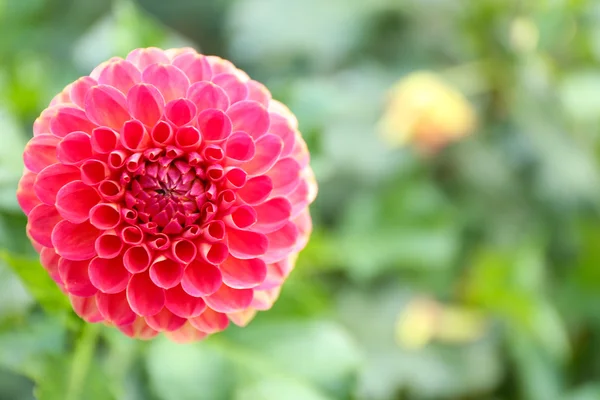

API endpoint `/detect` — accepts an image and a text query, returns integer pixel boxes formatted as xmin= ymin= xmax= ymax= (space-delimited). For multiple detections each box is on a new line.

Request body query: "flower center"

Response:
xmin=122 ymin=152 xmax=213 ymax=236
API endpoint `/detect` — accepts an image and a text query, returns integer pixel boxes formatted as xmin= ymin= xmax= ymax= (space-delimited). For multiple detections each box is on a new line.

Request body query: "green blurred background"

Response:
xmin=2 ymin=0 xmax=600 ymax=399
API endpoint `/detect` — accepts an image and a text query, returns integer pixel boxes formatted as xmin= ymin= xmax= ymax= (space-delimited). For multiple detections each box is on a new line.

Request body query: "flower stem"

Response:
xmin=66 ymin=323 xmax=100 ymax=400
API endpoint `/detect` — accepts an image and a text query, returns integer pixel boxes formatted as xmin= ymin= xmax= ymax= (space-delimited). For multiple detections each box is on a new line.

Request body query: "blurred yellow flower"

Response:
xmin=395 ymin=297 xmax=487 ymax=350
xmin=379 ymin=71 xmax=476 ymax=153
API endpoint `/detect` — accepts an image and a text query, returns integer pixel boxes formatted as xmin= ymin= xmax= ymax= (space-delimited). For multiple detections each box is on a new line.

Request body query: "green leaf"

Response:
xmin=0 ymin=250 xmax=70 ymax=313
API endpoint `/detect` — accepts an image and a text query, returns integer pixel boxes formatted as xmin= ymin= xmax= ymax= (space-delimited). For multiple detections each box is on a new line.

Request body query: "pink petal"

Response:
xmin=107 ymin=150 xmax=126 ymax=170
xmin=126 ymin=47 xmax=170 ymax=70
xmin=56 ymin=132 xmax=92 ymax=165
xmin=237 ymin=175 xmax=273 ymax=205
xmin=172 ymin=52 xmax=212 ymax=83
xmin=127 ymin=83 xmax=165 ymax=127
xmin=264 ymin=221 xmax=300 ymax=263
xmin=23 ymin=134 xmax=60 ymax=173
xmin=120 ymin=226 xmax=144 ymax=245
xmin=212 ymin=73 xmax=248 ymax=104
xmin=226 ymin=228 xmax=268 ymax=259
xmin=145 ymin=308 xmax=186 ymax=332
xmin=187 ymin=81 xmax=230 ymax=111
xmin=97 ymin=59 xmax=141 ymax=94
xmin=94 ymin=232 xmax=123 ymax=259
xmin=292 ymin=209 xmax=313 ymax=252
xmin=189 ymin=308 xmax=229 ymax=333
xmin=243 ymin=133 xmax=283 ymax=176
xmin=91 ymin=127 xmax=119 ymax=154
xmin=266 ymin=157 xmax=301 ymax=196
xmin=251 ymin=287 xmax=281 ymax=310
xmin=225 ymin=131 xmax=255 ymax=162
xmin=55 ymin=180 xmax=100 ymax=223
xmin=228 ymin=308 xmax=258 ymax=327
xmin=98 ymin=180 xmax=125 ymax=202
xmin=175 ymin=126 xmax=202 ymax=151
xmin=81 ymin=160 xmax=109 ymax=185
xmin=165 ymin=322 xmax=207 ymax=343
xmin=85 ymin=85 xmax=131 ymax=129
xmin=165 ymin=285 xmax=206 ymax=318
xmin=198 ymin=242 xmax=229 ymax=265
xmin=69 ymin=76 xmax=97 ymax=109
xmin=89 ymin=203 xmax=121 ymax=230
xmin=89 ymin=256 xmax=130 ymax=294
xmin=118 ymin=316 xmax=159 ymax=340
xmin=120 ymin=119 xmax=151 ymax=151
xmin=33 ymin=106 xmax=57 ymax=136
xmin=40 ymin=246 xmax=63 ymax=285
xmin=126 ymin=271 xmax=165 ymax=316
xmin=69 ymin=294 xmax=104 ymax=323
xmin=197 ymin=109 xmax=232 ymax=141
xmin=142 ymin=63 xmax=190 ymax=103
xmin=123 ymin=245 xmax=152 ymax=274
xmin=58 ymin=258 xmax=97 ymax=296
xmin=220 ymin=256 xmax=267 ymax=289
xmin=246 ymin=80 xmax=271 ymax=107
xmin=227 ymin=100 xmax=270 ymax=139
xmin=207 ymin=56 xmax=238 ymax=75
xmin=90 ymin=57 xmax=122 ymax=80
xmin=203 ymin=221 xmax=226 ymax=243
xmin=269 ymin=99 xmax=298 ymax=128
xmin=171 ymin=239 xmax=197 ymax=264
xmin=150 ymin=120 xmax=174 ymax=146
xmin=181 ymin=260 xmax=222 ymax=297
xmin=252 ymin=197 xmax=292 ymax=234
xmin=96 ymin=291 xmax=137 ymax=325
xmin=17 ymin=171 xmax=41 ymax=216
xmin=224 ymin=205 xmax=257 ymax=229
xmin=52 ymin=220 xmax=100 ymax=261
xmin=205 ymin=284 xmax=253 ymax=313
xmin=34 ymin=163 xmax=80 ymax=205
xmin=149 ymin=256 xmax=184 ymax=289
xmin=165 ymin=47 xmax=196 ymax=60
xmin=50 ymin=107 xmax=97 ymax=137
xmin=27 ymin=204 xmax=62 ymax=248
xmin=288 ymin=178 xmax=310 ymax=218
xmin=268 ymin=113 xmax=297 ymax=158
xmin=224 ymin=167 xmax=247 ymax=189
xmin=165 ymin=98 xmax=196 ymax=126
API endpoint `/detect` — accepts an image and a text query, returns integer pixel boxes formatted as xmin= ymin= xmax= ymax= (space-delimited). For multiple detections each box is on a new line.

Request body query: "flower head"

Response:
xmin=379 ymin=71 xmax=476 ymax=154
xmin=17 ymin=47 xmax=317 ymax=342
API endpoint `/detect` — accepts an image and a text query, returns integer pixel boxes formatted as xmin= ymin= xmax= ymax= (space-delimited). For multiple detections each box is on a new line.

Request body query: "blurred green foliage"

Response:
xmin=2 ymin=0 xmax=600 ymax=399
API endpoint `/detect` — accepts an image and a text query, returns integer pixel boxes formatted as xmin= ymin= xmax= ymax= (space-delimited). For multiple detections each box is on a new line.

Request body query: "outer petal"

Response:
xmin=127 ymin=83 xmax=165 ymax=127
xmin=17 ymin=171 xmax=41 ymax=216
xmin=23 ymin=134 xmax=60 ymax=173
xmin=189 ymin=308 xmax=229 ymax=333
xmin=97 ymin=59 xmax=141 ymax=94
xmin=126 ymin=47 xmax=170 ymax=70
xmin=70 ymin=294 xmax=104 ymax=323
xmin=127 ymin=271 xmax=165 ymax=316
xmin=165 ymin=321 xmax=207 ymax=343
xmin=34 ymin=163 xmax=80 ymax=205
xmin=96 ymin=291 xmax=137 ymax=326
xmin=27 ymin=204 xmax=62 ymax=248
xmin=58 ymin=258 xmax=97 ymax=297
xmin=85 ymin=85 xmax=131 ymax=129
xmin=52 ymin=220 xmax=100 ymax=261
xmin=142 ymin=63 xmax=190 ymax=103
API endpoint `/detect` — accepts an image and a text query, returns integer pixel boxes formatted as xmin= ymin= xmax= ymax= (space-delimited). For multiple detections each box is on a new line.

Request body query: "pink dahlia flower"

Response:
xmin=17 ymin=47 xmax=317 ymax=342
